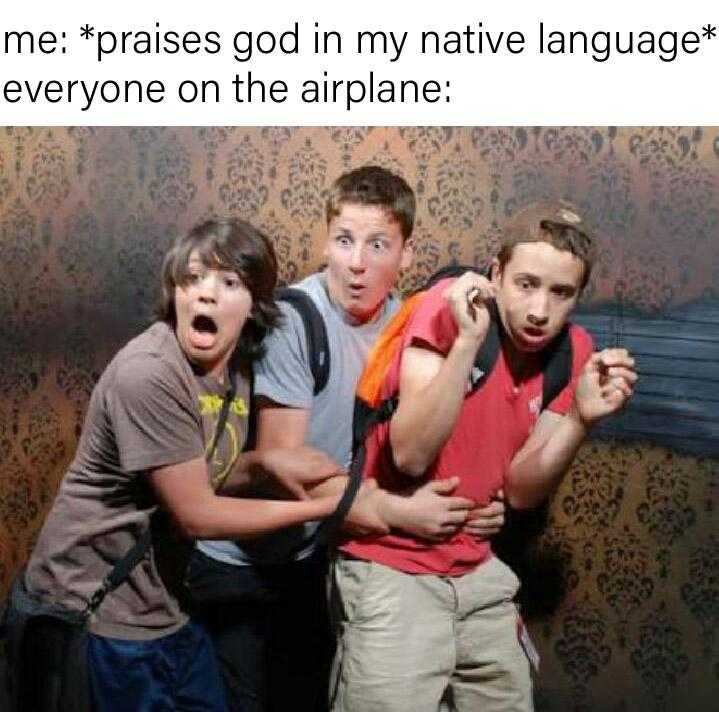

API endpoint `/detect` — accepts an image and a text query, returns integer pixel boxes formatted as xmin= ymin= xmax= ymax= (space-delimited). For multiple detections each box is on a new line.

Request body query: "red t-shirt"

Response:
xmin=341 ymin=279 xmax=594 ymax=575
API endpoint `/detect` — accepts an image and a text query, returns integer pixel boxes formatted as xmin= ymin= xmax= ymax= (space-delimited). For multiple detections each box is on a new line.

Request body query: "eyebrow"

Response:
xmin=333 ymin=227 xmax=389 ymax=241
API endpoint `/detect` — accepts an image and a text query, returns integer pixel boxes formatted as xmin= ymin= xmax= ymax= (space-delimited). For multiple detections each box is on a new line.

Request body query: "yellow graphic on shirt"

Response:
xmin=199 ymin=394 xmax=249 ymax=490
xmin=198 ymin=394 xmax=249 ymax=417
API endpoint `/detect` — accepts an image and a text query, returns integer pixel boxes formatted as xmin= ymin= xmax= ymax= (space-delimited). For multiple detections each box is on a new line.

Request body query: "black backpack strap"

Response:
xmin=422 ymin=264 xmax=502 ymax=391
xmin=540 ymin=325 xmax=572 ymax=410
xmin=470 ymin=299 xmax=503 ymax=390
xmin=276 ymin=287 xmax=330 ymax=396
xmin=303 ymin=395 xmax=397 ymax=550
xmin=86 ymin=375 xmax=238 ymax=616
xmin=351 ymin=396 xmax=397 ymax=451
xmin=421 ymin=263 xmax=489 ymax=292
xmin=85 ymin=528 xmax=153 ymax=616
xmin=208 ymin=373 xmax=237 ymax=461
xmin=311 ymin=449 xmax=365 ymax=549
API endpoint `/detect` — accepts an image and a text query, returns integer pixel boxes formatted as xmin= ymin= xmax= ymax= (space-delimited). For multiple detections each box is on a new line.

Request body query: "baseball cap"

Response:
xmin=504 ymin=199 xmax=593 ymax=243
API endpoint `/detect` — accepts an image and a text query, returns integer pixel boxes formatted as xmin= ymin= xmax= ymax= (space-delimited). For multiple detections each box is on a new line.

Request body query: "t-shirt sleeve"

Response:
xmin=253 ymin=302 xmax=314 ymax=409
xmin=401 ymin=279 xmax=459 ymax=356
xmin=109 ymin=354 xmax=204 ymax=473
xmin=546 ymin=324 xmax=595 ymax=415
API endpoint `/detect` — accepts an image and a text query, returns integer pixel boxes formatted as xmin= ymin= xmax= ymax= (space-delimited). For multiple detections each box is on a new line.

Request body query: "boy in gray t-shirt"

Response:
xmin=192 ymin=168 xmax=505 ymax=712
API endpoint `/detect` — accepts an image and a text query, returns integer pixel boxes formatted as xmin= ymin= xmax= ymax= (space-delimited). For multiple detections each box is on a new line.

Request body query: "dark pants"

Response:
xmin=17 ymin=616 xmax=225 ymax=712
xmin=87 ymin=620 xmax=227 ymax=712
xmin=186 ymin=548 xmax=335 ymax=712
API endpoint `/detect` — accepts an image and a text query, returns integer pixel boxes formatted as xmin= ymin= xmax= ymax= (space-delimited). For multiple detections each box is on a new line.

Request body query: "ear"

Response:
xmin=490 ymin=257 xmax=502 ymax=285
xmin=400 ymin=237 xmax=414 ymax=271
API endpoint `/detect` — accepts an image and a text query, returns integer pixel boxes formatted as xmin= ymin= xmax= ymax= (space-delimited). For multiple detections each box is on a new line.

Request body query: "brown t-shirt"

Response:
xmin=25 ymin=321 xmax=250 ymax=640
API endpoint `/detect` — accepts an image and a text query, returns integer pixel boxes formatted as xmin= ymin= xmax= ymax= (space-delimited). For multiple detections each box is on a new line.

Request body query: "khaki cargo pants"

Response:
xmin=329 ymin=554 xmax=533 ymax=712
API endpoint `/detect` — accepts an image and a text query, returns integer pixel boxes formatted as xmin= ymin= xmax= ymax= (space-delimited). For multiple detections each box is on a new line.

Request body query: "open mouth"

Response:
xmin=518 ymin=327 xmax=549 ymax=350
xmin=189 ymin=314 xmax=218 ymax=349
xmin=192 ymin=314 xmax=218 ymax=334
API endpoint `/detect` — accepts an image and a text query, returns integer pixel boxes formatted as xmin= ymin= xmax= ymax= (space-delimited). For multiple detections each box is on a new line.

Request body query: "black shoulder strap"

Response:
xmin=208 ymin=374 xmax=236 ymax=461
xmin=276 ymin=287 xmax=330 ymax=396
xmin=422 ymin=263 xmax=502 ymax=389
xmin=310 ymin=450 xmax=365 ymax=549
xmin=85 ymin=375 xmax=237 ymax=616
xmin=289 ymin=395 xmax=383 ymax=554
xmin=85 ymin=529 xmax=152 ymax=616
xmin=470 ymin=299 xmax=503 ymax=389
xmin=422 ymin=263 xmax=488 ymax=292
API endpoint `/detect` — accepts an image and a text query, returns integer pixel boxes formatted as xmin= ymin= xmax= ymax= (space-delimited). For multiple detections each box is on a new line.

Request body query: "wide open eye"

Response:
xmin=551 ymin=286 xmax=576 ymax=300
xmin=223 ymin=274 xmax=241 ymax=289
xmin=184 ymin=269 xmax=203 ymax=285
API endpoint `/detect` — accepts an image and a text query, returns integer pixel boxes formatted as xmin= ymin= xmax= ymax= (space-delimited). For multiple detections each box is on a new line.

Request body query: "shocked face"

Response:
xmin=174 ymin=250 xmax=252 ymax=379
xmin=324 ymin=203 xmax=412 ymax=323
xmin=493 ymin=241 xmax=585 ymax=357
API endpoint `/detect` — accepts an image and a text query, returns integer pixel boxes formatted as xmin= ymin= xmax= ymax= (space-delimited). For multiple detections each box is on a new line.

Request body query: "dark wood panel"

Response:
xmin=572 ymin=299 xmax=719 ymax=456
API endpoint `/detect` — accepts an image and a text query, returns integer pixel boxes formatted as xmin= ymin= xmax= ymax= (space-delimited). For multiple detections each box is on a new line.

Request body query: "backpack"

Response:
xmin=276 ymin=287 xmax=330 ymax=396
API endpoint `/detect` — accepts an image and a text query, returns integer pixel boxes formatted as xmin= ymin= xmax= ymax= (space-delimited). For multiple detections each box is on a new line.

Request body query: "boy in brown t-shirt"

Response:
xmin=22 ymin=218 xmax=345 ymax=712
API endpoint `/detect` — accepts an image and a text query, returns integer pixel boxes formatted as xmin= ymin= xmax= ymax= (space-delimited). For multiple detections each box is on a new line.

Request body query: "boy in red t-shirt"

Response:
xmin=333 ymin=200 xmax=638 ymax=712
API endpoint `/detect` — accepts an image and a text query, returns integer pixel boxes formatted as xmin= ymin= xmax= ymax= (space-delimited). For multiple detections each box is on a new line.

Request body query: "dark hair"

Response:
xmin=156 ymin=218 xmax=280 ymax=361
xmin=326 ymin=165 xmax=415 ymax=240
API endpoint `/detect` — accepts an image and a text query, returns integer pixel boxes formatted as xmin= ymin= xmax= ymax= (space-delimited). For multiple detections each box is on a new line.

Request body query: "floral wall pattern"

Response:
xmin=0 ymin=126 xmax=717 ymax=711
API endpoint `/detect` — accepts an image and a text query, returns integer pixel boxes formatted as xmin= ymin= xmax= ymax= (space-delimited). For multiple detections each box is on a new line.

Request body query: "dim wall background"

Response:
xmin=0 ymin=126 xmax=717 ymax=711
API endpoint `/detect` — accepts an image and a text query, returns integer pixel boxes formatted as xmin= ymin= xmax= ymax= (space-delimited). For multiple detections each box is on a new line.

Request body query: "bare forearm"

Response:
xmin=172 ymin=493 xmax=340 ymax=540
xmin=308 ymin=475 xmax=391 ymax=535
xmin=390 ymin=336 xmax=480 ymax=476
xmin=505 ymin=408 xmax=587 ymax=509
xmin=309 ymin=475 xmax=475 ymax=541
xmin=216 ymin=450 xmax=265 ymax=495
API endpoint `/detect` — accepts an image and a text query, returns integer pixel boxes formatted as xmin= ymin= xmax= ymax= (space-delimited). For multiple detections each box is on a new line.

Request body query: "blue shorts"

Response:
xmin=87 ymin=619 xmax=227 ymax=712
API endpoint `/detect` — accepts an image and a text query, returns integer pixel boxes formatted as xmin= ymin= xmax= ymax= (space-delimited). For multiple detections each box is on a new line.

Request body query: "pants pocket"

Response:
xmin=330 ymin=556 xmax=374 ymax=625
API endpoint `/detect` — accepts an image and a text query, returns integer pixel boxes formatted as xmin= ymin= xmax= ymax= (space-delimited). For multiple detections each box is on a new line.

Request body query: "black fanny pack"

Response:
xmin=2 ymin=573 xmax=93 ymax=711
xmin=1 ymin=526 xmax=151 ymax=712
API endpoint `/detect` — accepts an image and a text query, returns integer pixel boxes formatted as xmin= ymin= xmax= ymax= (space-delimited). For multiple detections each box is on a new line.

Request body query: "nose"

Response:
xmin=196 ymin=273 xmax=219 ymax=303
xmin=349 ymin=243 xmax=366 ymax=273
xmin=527 ymin=291 xmax=549 ymax=326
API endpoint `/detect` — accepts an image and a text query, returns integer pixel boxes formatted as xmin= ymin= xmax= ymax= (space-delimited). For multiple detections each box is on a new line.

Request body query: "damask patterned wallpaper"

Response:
xmin=0 ymin=126 xmax=717 ymax=710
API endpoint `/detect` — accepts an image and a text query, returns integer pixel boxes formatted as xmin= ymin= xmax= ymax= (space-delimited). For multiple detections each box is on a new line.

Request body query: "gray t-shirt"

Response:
xmin=25 ymin=321 xmax=250 ymax=640
xmin=199 ymin=272 xmax=400 ymax=565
